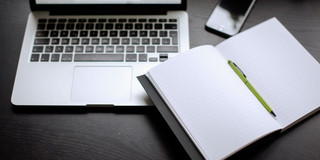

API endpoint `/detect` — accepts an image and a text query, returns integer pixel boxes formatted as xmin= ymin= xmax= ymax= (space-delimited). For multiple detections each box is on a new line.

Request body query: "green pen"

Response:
xmin=228 ymin=60 xmax=276 ymax=117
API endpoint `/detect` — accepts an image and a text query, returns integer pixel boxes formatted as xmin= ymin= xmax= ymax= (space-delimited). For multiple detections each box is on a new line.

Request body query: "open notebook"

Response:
xmin=138 ymin=18 xmax=320 ymax=159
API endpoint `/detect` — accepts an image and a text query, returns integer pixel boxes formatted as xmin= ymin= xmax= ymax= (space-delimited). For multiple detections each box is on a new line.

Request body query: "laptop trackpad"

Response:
xmin=71 ymin=66 xmax=132 ymax=104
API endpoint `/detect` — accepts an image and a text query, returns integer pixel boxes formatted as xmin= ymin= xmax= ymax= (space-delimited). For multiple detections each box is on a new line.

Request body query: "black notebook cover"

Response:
xmin=137 ymin=75 xmax=204 ymax=160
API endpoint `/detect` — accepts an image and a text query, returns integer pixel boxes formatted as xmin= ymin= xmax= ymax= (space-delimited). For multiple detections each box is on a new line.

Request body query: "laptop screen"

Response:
xmin=30 ymin=0 xmax=186 ymax=13
xmin=35 ymin=0 xmax=182 ymax=4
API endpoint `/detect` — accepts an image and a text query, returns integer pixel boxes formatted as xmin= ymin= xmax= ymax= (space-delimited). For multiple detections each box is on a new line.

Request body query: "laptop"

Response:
xmin=11 ymin=0 xmax=189 ymax=107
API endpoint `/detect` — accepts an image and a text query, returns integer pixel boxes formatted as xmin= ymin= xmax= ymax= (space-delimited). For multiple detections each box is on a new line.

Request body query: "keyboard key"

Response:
xmin=91 ymin=38 xmax=100 ymax=44
xmin=149 ymin=57 xmax=158 ymax=62
xmin=86 ymin=23 xmax=94 ymax=29
xmin=70 ymin=31 xmax=79 ymax=37
xmin=160 ymin=31 xmax=168 ymax=37
xmin=81 ymin=38 xmax=90 ymax=44
xmin=101 ymin=38 xmax=110 ymax=44
xmin=41 ymin=54 xmax=50 ymax=62
xmin=135 ymin=23 xmax=143 ymax=29
xmin=159 ymin=54 xmax=168 ymax=62
xmin=55 ymin=46 xmax=64 ymax=52
xmin=88 ymin=18 xmax=97 ymax=22
xmin=152 ymin=38 xmax=160 ymax=44
xmin=165 ymin=24 xmax=177 ymax=29
xmin=85 ymin=46 xmax=94 ymax=52
xmin=142 ymin=38 xmax=150 ymax=44
xmin=157 ymin=46 xmax=178 ymax=53
xmin=155 ymin=24 xmax=162 ymax=29
xmin=31 ymin=54 xmax=40 ymax=62
xmin=162 ymin=38 xmax=170 ymax=44
xmin=71 ymin=38 xmax=80 ymax=44
xmin=46 ymin=23 xmax=55 ymax=30
xmin=145 ymin=23 xmax=152 ymax=29
xmin=56 ymin=23 xmax=65 ymax=30
xmin=68 ymin=19 xmax=77 ymax=23
xmin=61 ymin=54 xmax=73 ymax=62
xmin=119 ymin=19 xmax=127 ymax=22
xmin=36 ymin=31 xmax=49 ymax=37
xmin=169 ymin=19 xmax=177 ymax=22
xmin=169 ymin=31 xmax=178 ymax=45
xmin=45 ymin=46 xmax=54 ymax=52
xmin=150 ymin=31 xmax=157 ymax=37
xmin=51 ymin=39 xmax=60 ymax=45
xmin=147 ymin=46 xmax=155 ymax=53
xmin=122 ymin=38 xmax=130 ymax=44
xmin=58 ymin=19 xmax=67 ymax=23
xmin=66 ymin=23 xmax=75 ymax=29
xmin=38 ymin=19 xmax=47 ymax=23
xmin=105 ymin=23 xmax=114 ymax=29
xmin=111 ymin=38 xmax=120 ymax=45
xmin=108 ymin=19 xmax=116 ymax=22
xmin=130 ymin=31 xmax=138 ymax=37
xmin=132 ymin=38 xmax=140 ymax=45
xmin=95 ymin=23 xmax=104 ymax=29
xmin=116 ymin=46 xmax=124 ymax=52
xmin=96 ymin=46 xmax=104 ymax=52
xmin=33 ymin=46 xmax=44 ymax=52
xmin=115 ymin=23 xmax=123 ymax=29
xmin=125 ymin=24 xmax=133 ymax=29
xmin=139 ymin=19 xmax=147 ymax=22
xmin=159 ymin=19 xmax=167 ymax=22
xmin=74 ymin=54 xmax=124 ymax=62
xmin=51 ymin=54 xmax=60 ymax=62
xmin=137 ymin=46 xmax=145 ymax=53
xmin=120 ymin=31 xmax=128 ymax=37
xmin=100 ymin=31 xmax=108 ymax=37
xmin=78 ymin=19 xmax=87 ymax=23
xmin=126 ymin=54 xmax=137 ymax=62
xmin=98 ymin=18 xmax=107 ymax=22
xmin=50 ymin=31 xmax=59 ymax=37
xmin=149 ymin=19 xmax=157 ymax=22
xmin=48 ymin=19 xmax=57 ymax=23
xmin=75 ymin=46 xmax=84 ymax=52
xmin=126 ymin=46 xmax=135 ymax=52
xmin=90 ymin=31 xmax=98 ymax=37
xmin=129 ymin=19 xmax=137 ymax=22
xmin=140 ymin=31 xmax=148 ymax=37
xmin=139 ymin=54 xmax=148 ymax=62
xmin=110 ymin=31 xmax=118 ymax=37
xmin=80 ymin=31 xmax=88 ymax=37
xmin=65 ymin=46 xmax=74 ymax=52
xmin=106 ymin=46 xmax=114 ymax=52
xmin=60 ymin=31 xmax=69 ymax=37
xmin=76 ymin=23 xmax=85 ymax=29
xmin=37 ymin=24 xmax=46 ymax=30
xmin=34 ymin=38 xmax=50 ymax=45
xmin=61 ymin=38 xmax=70 ymax=44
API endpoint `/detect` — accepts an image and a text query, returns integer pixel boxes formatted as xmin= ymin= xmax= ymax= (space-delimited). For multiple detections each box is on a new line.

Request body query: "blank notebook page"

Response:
xmin=147 ymin=46 xmax=281 ymax=160
xmin=216 ymin=18 xmax=320 ymax=129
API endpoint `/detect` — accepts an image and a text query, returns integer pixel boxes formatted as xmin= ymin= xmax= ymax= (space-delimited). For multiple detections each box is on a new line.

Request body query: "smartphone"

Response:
xmin=205 ymin=0 xmax=256 ymax=37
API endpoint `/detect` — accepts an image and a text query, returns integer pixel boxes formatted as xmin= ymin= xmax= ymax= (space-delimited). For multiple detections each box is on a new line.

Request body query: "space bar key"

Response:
xmin=74 ymin=54 xmax=124 ymax=62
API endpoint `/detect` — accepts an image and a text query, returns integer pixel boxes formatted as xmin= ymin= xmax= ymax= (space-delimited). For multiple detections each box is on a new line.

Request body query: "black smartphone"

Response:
xmin=205 ymin=0 xmax=256 ymax=37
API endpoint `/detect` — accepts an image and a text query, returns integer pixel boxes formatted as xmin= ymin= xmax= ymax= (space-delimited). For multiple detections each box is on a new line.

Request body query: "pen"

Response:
xmin=228 ymin=60 xmax=276 ymax=117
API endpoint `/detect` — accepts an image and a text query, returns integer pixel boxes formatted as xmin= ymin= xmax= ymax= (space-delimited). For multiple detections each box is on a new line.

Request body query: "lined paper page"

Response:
xmin=216 ymin=18 xmax=320 ymax=129
xmin=147 ymin=46 xmax=281 ymax=160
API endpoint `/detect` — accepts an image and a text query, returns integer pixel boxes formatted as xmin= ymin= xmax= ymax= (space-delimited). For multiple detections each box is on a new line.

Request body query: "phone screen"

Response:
xmin=206 ymin=0 xmax=255 ymax=36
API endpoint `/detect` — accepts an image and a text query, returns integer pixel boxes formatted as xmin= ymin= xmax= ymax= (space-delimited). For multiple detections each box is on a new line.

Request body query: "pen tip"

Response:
xmin=271 ymin=111 xmax=276 ymax=117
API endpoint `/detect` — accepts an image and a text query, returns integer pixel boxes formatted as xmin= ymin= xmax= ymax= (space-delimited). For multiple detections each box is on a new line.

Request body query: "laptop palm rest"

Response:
xmin=71 ymin=66 xmax=132 ymax=104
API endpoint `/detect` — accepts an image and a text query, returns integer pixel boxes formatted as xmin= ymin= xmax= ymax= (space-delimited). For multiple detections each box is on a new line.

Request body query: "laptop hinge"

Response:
xmin=50 ymin=9 xmax=167 ymax=16
xmin=86 ymin=104 xmax=114 ymax=108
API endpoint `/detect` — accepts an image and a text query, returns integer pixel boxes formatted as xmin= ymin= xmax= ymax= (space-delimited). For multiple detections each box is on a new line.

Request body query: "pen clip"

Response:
xmin=233 ymin=62 xmax=246 ymax=78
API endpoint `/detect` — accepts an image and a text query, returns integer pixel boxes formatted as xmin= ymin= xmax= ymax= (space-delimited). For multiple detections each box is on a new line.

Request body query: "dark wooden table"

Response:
xmin=1 ymin=0 xmax=320 ymax=159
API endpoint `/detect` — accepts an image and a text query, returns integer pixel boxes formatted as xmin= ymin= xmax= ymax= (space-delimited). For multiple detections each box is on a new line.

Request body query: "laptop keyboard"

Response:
xmin=31 ymin=18 xmax=179 ymax=62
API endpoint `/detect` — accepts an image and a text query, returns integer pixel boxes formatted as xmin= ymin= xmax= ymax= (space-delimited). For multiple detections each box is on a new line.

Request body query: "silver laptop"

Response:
xmin=11 ymin=0 xmax=189 ymax=106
